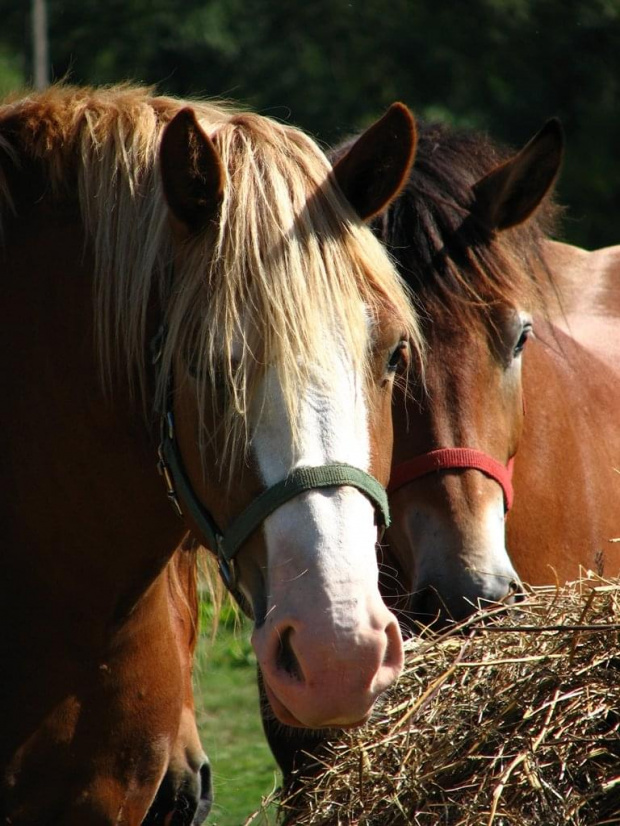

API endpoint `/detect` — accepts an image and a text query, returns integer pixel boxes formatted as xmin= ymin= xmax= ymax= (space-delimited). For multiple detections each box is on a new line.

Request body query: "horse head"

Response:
xmin=381 ymin=119 xmax=564 ymax=630
xmin=155 ymin=101 xmax=419 ymax=728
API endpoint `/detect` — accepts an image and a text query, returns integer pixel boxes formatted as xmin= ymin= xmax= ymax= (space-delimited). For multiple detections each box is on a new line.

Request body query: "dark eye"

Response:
xmin=187 ymin=352 xmax=202 ymax=379
xmin=513 ymin=323 xmax=533 ymax=358
xmin=387 ymin=340 xmax=409 ymax=373
xmin=186 ymin=352 xmax=227 ymax=389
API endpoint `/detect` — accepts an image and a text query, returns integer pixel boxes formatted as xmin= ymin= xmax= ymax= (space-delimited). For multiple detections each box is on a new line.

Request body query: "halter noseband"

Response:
xmin=153 ymin=330 xmax=390 ymax=596
xmin=388 ymin=447 xmax=515 ymax=512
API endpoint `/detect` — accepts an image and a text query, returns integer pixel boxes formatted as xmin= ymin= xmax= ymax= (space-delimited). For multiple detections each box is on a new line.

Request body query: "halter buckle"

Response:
xmin=216 ymin=535 xmax=238 ymax=591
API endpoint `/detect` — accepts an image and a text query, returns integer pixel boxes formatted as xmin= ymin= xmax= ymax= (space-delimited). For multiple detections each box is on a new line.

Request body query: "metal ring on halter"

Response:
xmin=216 ymin=536 xmax=238 ymax=592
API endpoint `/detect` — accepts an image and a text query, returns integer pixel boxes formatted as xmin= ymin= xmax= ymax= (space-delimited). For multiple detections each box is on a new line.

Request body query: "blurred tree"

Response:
xmin=0 ymin=0 xmax=617 ymax=246
xmin=32 ymin=0 xmax=49 ymax=89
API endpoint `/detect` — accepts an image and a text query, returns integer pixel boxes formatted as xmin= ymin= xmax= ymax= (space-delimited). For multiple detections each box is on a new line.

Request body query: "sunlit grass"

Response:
xmin=194 ymin=598 xmax=280 ymax=825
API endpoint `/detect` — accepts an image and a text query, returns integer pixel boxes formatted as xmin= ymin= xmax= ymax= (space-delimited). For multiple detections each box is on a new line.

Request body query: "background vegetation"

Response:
xmin=1 ymin=0 xmax=619 ymax=247
xmin=195 ymin=600 xmax=278 ymax=825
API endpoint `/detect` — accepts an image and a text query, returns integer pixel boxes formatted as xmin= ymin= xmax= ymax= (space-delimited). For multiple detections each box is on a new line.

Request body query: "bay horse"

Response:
xmin=263 ymin=119 xmax=620 ymax=791
xmin=0 ymin=85 xmax=421 ymax=823
xmin=381 ymin=119 xmax=620 ymax=629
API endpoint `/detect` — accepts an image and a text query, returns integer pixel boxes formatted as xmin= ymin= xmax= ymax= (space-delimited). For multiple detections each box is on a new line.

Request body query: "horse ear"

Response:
xmin=471 ymin=119 xmax=564 ymax=233
xmin=333 ymin=103 xmax=417 ymax=221
xmin=160 ymin=107 xmax=225 ymax=234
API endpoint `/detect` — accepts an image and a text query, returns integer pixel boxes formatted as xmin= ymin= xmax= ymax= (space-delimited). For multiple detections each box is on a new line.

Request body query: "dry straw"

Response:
xmin=274 ymin=575 xmax=620 ymax=826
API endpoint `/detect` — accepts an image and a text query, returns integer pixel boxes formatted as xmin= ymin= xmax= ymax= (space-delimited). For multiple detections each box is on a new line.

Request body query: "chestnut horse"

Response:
xmin=381 ymin=119 xmax=620 ymax=629
xmin=263 ymin=119 xmax=620 ymax=790
xmin=0 ymin=85 xmax=421 ymax=824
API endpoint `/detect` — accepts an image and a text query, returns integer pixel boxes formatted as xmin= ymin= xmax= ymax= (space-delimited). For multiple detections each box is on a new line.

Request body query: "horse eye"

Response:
xmin=387 ymin=340 xmax=409 ymax=373
xmin=513 ymin=323 xmax=533 ymax=358
xmin=187 ymin=353 xmax=202 ymax=379
xmin=187 ymin=353 xmax=226 ymax=387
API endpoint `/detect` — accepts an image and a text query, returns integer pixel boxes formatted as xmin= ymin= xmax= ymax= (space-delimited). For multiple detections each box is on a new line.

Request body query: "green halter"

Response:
xmin=157 ymin=406 xmax=391 ymax=594
xmin=153 ymin=322 xmax=391 ymax=596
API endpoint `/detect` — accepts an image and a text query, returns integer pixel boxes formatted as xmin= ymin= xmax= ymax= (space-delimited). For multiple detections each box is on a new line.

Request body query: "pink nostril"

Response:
xmin=254 ymin=604 xmax=405 ymax=728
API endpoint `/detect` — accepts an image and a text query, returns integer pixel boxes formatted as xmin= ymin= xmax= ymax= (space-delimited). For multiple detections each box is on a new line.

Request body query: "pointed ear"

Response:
xmin=471 ymin=119 xmax=564 ymax=233
xmin=159 ymin=108 xmax=225 ymax=234
xmin=333 ymin=103 xmax=417 ymax=221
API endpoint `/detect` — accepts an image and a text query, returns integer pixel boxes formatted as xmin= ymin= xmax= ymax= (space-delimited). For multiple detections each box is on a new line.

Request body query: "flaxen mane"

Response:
xmin=0 ymin=85 xmax=421 ymax=471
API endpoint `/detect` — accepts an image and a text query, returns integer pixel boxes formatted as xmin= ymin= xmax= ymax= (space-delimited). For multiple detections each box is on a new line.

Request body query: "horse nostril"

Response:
xmin=410 ymin=586 xmax=449 ymax=631
xmin=199 ymin=762 xmax=212 ymax=800
xmin=275 ymin=627 xmax=303 ymax=681
xmin=507 ymin=579 xmax=526 ymax=605
xmin=194 ymin=762 xmax=213 ymax=823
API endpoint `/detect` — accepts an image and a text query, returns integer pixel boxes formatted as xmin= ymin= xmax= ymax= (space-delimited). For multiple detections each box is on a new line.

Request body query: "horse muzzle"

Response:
xmin=142 ymin=756 xmax=212 ymax=826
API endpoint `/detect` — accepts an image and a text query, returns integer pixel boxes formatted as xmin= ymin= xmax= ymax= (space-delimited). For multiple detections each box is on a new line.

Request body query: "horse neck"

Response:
xmin=0 ymin=196 xmax=185 ymax=630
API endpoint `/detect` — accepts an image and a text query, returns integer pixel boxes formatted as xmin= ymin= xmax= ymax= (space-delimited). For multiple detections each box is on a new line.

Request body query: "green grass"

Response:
xmin=194 ymin=599 xmax=280 ymax=826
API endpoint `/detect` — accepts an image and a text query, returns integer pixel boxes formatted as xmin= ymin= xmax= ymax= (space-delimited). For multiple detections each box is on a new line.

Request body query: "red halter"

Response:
xmin=388 ymin=448 xmax=515 ymax=512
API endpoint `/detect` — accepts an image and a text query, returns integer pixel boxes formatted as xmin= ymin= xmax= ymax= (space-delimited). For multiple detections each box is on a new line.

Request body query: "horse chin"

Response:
xmin=142 ymin=760 xmax=213 ymax=826
xmin=262 ymin=678 xmax=370 ymax=730
xmin=408 ymin=580 xmax=525 ymax=634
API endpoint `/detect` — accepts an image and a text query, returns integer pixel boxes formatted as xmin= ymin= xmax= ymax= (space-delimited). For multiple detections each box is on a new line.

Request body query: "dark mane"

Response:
xmin=334 ymin=120 xmax=561 ymax=321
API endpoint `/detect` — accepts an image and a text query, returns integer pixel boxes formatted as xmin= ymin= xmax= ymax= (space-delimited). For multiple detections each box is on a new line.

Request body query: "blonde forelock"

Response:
xmin=0 ymin=85 xmax=422 ymax=474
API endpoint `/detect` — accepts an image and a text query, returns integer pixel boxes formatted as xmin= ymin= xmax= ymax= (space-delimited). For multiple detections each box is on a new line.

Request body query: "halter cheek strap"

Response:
xmin=157 ymin=400 xmax=390 ymax=594
xmin=220 ymin=464 xmax=390 ymax=562
xmin=388 ymin=447 xmax=515 ymax=512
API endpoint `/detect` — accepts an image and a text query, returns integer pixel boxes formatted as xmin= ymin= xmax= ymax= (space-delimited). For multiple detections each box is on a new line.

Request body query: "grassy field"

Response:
xmin=194 ymin=599 xmax=280 ymax=826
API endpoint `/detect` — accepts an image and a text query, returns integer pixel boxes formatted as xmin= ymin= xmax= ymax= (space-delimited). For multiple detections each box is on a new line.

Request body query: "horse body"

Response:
xmin=0 ymin=86 xmax=418 ymax=823
xmin=0 ymin=194 xmax=184 ymax=821
xmin=543 ymin=241 xmax=620 ymax=360
xmin=508 ymin=241 xmax=620 ymax=584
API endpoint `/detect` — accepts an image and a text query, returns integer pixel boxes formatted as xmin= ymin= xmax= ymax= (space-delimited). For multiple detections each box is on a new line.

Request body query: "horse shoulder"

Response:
xmin=589 ymin=243 xmax=620 ymax=287
xmin=540 ymin=240 xmax=591 ymax=316
xmin=540 ymin=239 xmax=620 ymax=368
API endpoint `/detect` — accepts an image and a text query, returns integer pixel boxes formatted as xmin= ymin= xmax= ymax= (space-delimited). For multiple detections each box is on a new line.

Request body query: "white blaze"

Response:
xmin=251 ymin=350 xmax=378 ymax=614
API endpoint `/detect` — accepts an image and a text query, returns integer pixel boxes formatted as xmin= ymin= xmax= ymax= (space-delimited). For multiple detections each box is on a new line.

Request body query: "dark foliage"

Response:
xmin=1 ymin=0 xmax=618 ymax=247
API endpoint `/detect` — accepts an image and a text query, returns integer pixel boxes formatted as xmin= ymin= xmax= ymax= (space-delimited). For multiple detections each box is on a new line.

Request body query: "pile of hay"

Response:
xmin=281 ymin=576 xmax=620 ymax=826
